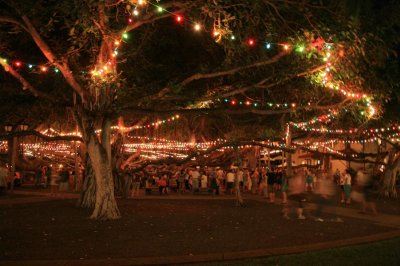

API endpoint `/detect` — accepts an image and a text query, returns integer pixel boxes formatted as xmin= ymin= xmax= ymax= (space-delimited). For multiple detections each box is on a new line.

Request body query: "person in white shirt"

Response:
xmin=200 ymin=171 xmax=208 ymax=189
xmin=226 ymin=169 xmax=235 ymax=194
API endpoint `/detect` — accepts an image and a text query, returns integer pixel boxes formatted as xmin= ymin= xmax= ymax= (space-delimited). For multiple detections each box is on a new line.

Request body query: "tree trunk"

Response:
xmin=381 ymin=151 xmax=399 ymax=198
xmin=77 ymin=155 xmax=96 ymax=208
xmin=76 ymin=110 xmax=121 ymax=220
xmin=285 ymin=125 xmax=293 ymax=177
xmin=86 ymin=127 xmax=120 ymax=220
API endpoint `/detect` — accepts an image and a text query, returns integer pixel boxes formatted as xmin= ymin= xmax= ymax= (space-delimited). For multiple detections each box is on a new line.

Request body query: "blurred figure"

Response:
xmin=305 ymin=169 xmax=314 ymax=192
xmin=226 ymin=168 xmax=235 ymax=194
xmin=209 ymin=168 xmax=219 ymax=195
xmin=35 ymin=165 xmax=42 ymax=188
xmin=0 ymin=162 xmax=8 ymax=194
xmin=267 ymin=168 xmax=276 ymax=203
xmin=234 ymin=168 xmax=244 ymax=207
xmin=49 ymin=167 xmax=59 ymax=197
xmin=59 ymin=168 xmax=69 ymax=192
xmin=200 ymin=171 xmax=208 ymax=189
xmin=158 ymin=175 xmax=168 ymax=195
xmin=251 ymin=169 xmax=260 ymax=194
xmin=314 ymin=173 xmax=337 ymax=222
xmin=131 ymin=172 xmax=141 ymax=197
xmin=283 ymin=169 xmax=306 ymax=220
xmin=333 ymin=168 xmax=341 ymax=185
xmin=281 ymin=171 xmax=288 ymax=204
xmin=353 ymin=170 xmax=377 ymax=215
xmin=178 ymin=169 xmax=186 ymax=193
xmin=342 ymin=170 xmax=352 ymax=205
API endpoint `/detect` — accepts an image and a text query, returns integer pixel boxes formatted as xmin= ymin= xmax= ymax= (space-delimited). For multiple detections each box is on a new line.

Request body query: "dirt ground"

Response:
xmin=0 ymin=191 xmax=398 ymax=261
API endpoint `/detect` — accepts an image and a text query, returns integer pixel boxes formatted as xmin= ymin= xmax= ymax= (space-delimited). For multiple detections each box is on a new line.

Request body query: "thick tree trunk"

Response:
xmin=76 ymin=110 xmax=121 ymax=220
xmin=77 ymin=155 xmax=96 ymax=208
xmin=86 ymin=129 xmax=120 ymax=220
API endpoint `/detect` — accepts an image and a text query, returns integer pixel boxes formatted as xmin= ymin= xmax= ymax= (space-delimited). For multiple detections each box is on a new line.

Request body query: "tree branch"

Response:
xmin=180 ymin=52 xmax=287 ymax=86
xmin=120 ymin=99 xmax=350 ymax=117
xmin=20 ymin=15 xmax=89 ymax=102
xmin=0 ymin=16 xmax=28 ymax=32
xmin=0 ymin=58 xmax=59 ymax=103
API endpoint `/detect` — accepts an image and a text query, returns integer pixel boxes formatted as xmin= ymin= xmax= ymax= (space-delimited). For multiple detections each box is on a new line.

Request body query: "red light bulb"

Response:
xmin=176 ymin=15 xmax=183 ymax=23
xmin=247 ymin=38 xmax=255 ymax=46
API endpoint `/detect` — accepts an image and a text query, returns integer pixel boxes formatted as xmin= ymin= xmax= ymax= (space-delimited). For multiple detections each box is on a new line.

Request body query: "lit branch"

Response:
xmin=0 ymin=59 xmax=59 ymax=102
xmin=20 ymin=15 xmax=89 ymax=102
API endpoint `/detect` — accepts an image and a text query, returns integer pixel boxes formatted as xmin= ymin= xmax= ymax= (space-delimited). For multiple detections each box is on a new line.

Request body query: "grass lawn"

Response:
xmin=188 ymin=237 xmax=400 ymax=266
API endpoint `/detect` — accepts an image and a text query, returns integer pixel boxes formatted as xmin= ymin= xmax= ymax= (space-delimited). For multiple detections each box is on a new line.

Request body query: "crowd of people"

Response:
xmin=33 ymin=165 xmax=83 ymax=197
xmin=126 ymin=164 xmax=379 ymax=221
xmin=126 ymin=165 xmax=289 ymax=198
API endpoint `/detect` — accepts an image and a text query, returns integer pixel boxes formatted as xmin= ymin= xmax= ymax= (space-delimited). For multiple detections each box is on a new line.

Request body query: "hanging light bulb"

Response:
xmin=247 ymin=38 xmax=255 ymax=46
xmin=283 ymin=44 xmax=290 ymax=50
xmin=194 ymin=23 xmax=201 ymax=31
xmin=175 ymin=15 xmax=183 ymax=23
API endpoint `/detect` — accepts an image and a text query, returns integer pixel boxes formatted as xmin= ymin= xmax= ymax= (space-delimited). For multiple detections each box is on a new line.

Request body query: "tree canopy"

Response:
xmin=1 ymin=0 xmax=399 ymax=219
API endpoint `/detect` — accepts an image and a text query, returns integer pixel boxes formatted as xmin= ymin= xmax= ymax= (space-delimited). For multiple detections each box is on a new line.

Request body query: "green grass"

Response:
xmin=183 ymin=238 xmax=400 ymax=266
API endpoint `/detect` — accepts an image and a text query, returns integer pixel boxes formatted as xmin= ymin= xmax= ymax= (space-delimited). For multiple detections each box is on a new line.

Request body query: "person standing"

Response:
xmin=0 ymin=162 xmax=8 ymax=193
xmin=237 ymin=168 xmax=244 ymax=192
xmin=34 ymin=165 xmax=42 ymax=188
xmin=305 ymin=169 xmax=314 ymax=192
xmin=216 ymin=167 xmax=225 ymax=193
xmin=251 ymin=169 xmax=259 ymax=194
xmin=343 ymin=170 xmax=352 ymax=205
xmin=131 ymin=172 xmax=141 ymax=197
xmin=267 ymin=168 xmax=276 ymax=203
xmin=49 ymin=167 xmax=59 ymax=197
xmin=234 ymin=168 xmax=244 ymax=207
xmin=178 ymin=169 xmax=186 ymax=193
xmin=59 ymin=168 xmax=69 ymax=192
xmin=209 ymin=167 xmax=219 ymax=195
xmin=226 ymin=169 xmax=235 ymax=195
xmin=200 ymin=171 xmax=208 ymax=189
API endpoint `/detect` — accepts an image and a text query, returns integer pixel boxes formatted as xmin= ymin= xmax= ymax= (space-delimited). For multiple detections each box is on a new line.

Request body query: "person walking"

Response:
xmin=314 ymin=173 xmax=337 ymax=222
xmin=282 ymin=169 xmax=306 ymax=220
xmin=353 ymin=170 xmax=377 ymax=215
